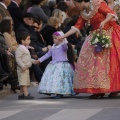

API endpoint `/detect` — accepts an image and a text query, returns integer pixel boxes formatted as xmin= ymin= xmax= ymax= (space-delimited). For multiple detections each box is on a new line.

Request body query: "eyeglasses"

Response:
xmin=28 ymin=18 xmax=33 ymax=21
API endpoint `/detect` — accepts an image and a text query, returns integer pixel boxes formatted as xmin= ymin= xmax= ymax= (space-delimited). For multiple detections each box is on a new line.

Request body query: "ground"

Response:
xmin=0 ymin=86 xmax=120 ymax=120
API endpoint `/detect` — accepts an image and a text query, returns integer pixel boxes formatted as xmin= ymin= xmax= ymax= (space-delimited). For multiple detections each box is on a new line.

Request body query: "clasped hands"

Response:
xmin=22 ymin=60 xmax=40 ymax=72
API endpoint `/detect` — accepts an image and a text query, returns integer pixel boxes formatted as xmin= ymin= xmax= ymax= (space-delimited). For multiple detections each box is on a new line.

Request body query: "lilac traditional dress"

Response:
xmin=38 ymin=32 xmax=74 ymax=95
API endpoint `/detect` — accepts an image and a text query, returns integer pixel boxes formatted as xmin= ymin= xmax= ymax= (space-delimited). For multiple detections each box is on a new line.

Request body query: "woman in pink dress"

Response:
xmin=57 ymin=0 xmax=120 ymax=99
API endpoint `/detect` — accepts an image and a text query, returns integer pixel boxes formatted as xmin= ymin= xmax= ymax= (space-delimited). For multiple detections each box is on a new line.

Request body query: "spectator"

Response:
xmin=48 ymin=0 xmax=56 ymax=16
xmin=0 ymin=31 xmax=19 ymax=93
xmin=40 ymin=17 xmax=60 ymax=46
xmin=41 ymin=0 xmax=51 ymax=17
xmin=8 ymin=0 xmax=23 ymax=32
xmin=28 ymin=0 xmax=48 ymax=28
xmin=0 ymin=0 xmax=11 ymax=19
xmin=52 ymin=9 xmax=63 ymax=24
xmin=57 ymin=1 xmax=68 ymax=22
xmin=17 ymin=13 xmax=46 ymax=83
xmin=0 ymin=17 xmax=18 ymax=53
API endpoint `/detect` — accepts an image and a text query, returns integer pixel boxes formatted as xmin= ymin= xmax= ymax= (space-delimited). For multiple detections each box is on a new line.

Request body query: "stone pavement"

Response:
xmin=0 ymin=86 xmax=120 ymax=120
xmin=0 ymin=85 xmax=11 ymax=99
xmin=0 ymin=82 xmax=37 ymax=99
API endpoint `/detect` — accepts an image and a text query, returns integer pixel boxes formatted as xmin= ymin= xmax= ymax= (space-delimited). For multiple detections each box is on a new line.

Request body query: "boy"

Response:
xmin=15 ymin=32 xmax=38 ymax=100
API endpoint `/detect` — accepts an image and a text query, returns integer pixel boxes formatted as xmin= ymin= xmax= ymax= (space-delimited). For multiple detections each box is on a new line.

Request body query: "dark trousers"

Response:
xmin=32 ymin=64 xmax=43 ymax=83
xmin=0 ymin=60 xmax=6 ymax=74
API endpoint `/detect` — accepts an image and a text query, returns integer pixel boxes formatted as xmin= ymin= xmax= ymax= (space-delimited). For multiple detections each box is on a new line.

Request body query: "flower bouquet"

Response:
xmin=90 ymin=29 xmax=111 ymax=52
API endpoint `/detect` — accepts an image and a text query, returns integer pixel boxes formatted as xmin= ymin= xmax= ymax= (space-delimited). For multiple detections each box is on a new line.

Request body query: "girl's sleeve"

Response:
xmin=98 ymin=2 xmax=116 ymax=16
xmin=62 ymin=43 xmax=68 ymax=51
xmin=39 ymin=49 xmax=52 ymax=63
xmin=72 ymin=17 xmax=86 ymax=32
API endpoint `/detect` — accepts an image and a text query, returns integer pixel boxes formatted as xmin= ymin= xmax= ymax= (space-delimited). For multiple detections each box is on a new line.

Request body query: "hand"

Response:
xmin=100 ymin=21 xmax=105 ymax=29
xmin=31 ymin=54 xmax=38 ymax=60
xmin=72 ymin=45 xmax=75 ymax=49
xmin=26 ymin=46 xmax=34 ymax=50
xmin=8 ymin=47 xmax=12 ymax=52
xmin=47 ymin=45 xmax=52 ymax=50
xmin=7 ymin=51 xmax=13 ymax=56
xmin=33 ymin=60 xmax=40 ymax=64
xmin=42 ymin=47 xmax=48 ymax=52
xmin=56 ymin=36 xmax=64 ymax=41
xmin=22 ymin=67 xmax=27 ymax=72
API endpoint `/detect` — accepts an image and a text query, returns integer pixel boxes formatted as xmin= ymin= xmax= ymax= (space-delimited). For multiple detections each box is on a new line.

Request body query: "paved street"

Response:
xmin=0 ymin=86 xmax=120 ymax=120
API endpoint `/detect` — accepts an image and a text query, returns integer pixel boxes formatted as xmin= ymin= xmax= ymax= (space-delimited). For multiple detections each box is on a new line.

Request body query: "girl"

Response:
xmin=37 ymin=31 xmax=75 ymax=98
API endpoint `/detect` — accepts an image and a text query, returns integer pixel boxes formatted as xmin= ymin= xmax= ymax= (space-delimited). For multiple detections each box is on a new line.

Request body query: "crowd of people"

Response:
xmin=0 ymin=0 xmax=120 ymax=100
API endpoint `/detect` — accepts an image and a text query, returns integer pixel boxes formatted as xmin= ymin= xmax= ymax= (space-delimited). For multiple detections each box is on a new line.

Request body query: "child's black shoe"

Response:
xmin=18 ymin=94 xmax=24 ymax=100
xmin=24 ymin=94 xmax=34 ymax=100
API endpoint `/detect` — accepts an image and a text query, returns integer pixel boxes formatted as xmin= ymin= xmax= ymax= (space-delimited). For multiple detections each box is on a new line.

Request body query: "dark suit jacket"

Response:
xmin=0 ymin=4 xmax=11 ymax=19
xmin=8 ymin=1 xmax=23 ymax=32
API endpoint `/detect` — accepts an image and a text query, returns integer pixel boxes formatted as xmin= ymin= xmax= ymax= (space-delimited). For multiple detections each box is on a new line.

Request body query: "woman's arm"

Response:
xmin=57 ymin=17 xmax=86 ymax=41
xmin=57 ymin=28 xmax=76 ymax=40
xmin=100 ymin=14 xmax=114 ymax=28
xmin=99 ymin=2 xmax=117 ymax=28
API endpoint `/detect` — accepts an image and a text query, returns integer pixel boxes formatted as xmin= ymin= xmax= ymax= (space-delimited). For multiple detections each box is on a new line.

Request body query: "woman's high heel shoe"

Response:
xmin=108 ymin=92 xmax=119 ymax=98
xmin=89 ymin=93 xmax=105 ymax=99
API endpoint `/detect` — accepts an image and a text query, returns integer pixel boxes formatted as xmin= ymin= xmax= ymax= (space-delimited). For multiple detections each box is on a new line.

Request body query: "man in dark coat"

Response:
xmin=8 ymin=0 xmax=23 ymax=32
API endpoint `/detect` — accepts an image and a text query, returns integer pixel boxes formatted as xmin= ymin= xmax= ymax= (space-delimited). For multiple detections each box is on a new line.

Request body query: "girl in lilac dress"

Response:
xmin=37 ymin=31 xmax=75 ymax=98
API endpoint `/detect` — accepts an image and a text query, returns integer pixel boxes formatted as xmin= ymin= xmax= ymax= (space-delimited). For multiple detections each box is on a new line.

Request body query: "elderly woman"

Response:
xmin=40 ymin=17 xmax=60 ymax=46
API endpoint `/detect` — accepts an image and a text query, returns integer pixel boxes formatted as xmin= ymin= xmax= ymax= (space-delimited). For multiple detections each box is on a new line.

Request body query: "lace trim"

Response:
xmin=71 ymin=26 xmax=80 ymax=34
xmin=80 ymin=0 xmax=103 ymax=20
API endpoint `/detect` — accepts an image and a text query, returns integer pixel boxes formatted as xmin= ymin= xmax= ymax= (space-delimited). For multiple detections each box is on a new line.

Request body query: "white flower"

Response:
xmin=105 ymin=44 xmax=109 ymax=48
xmin=106 ymin=36 xmax=110 ymax=39
xmin=102 ymin=40 xmax=105 ymax=43
xmin=94 ymin=38 xmax=99 ymax=43
xmin=97 ymin=34 xmax=99 ymax=37
xmin=103 ymin=35 xmax=105 ymax=38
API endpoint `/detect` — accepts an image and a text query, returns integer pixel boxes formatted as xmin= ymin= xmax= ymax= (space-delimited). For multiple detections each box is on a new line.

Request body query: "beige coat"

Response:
xmin=15 ymin=45 xmax=35 ymax=69
xmin=0 ymin=4 xmax=11 ymax=19
xmin=3 ymin=32 xmax=18 ymax=52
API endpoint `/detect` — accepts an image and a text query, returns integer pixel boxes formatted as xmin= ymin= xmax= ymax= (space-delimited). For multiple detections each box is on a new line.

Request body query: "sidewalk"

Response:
xmin=0 ymin=85 xmax=11 ymax=99
xmin=0 ymin=82 xmax=38 ymax=99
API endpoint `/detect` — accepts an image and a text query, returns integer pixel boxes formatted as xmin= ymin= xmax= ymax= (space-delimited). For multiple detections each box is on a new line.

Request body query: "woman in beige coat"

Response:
xmin=0 ymin=17 xmax=18 ymax=53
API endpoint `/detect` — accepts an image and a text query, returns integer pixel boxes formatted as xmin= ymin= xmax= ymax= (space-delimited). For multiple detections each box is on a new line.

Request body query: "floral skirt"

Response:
xmin=38 ymin=62 xmax=75 ymax=95
xmin=74 ymin=25 xmax=120 ymax=94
